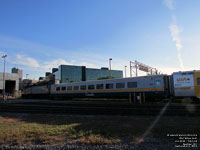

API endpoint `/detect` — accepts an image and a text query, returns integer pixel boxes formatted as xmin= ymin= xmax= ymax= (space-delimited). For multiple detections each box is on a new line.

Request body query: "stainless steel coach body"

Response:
xmin=172 ymin=70 xmax=200 ymax=98
xmin=22 ymin=70 xmax=200 ymax=100
xmin=50 ymin=75 xmax=169 ymax=99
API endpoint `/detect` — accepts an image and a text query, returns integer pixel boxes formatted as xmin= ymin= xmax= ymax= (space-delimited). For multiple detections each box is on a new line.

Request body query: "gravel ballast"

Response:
xmin=0 ymin=137 xmax=199 ymax=150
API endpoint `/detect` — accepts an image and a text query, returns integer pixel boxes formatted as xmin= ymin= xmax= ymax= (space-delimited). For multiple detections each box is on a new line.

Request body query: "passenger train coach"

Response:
xmin=51 ymin=74 xmax=170 ymax=99
xmin=22 ymin=70 xmax=200 ymax=101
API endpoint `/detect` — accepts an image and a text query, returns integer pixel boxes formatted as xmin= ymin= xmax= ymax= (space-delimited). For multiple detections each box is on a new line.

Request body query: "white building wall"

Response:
xmin=0 ymin=73 xmax=20 ymax=90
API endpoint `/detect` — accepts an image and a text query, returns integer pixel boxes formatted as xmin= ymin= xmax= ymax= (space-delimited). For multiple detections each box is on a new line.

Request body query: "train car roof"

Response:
xmin=55 ymin=74 xmax=167 ymax=86
xmin=173 ymin=70 xmax=200 ymax=74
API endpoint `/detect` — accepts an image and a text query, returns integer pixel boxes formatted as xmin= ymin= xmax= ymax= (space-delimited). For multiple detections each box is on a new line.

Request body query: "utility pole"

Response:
xmin=109 ymin=58 xmax=112 ymax=78
xmin=125 ymin=65 xmax=127 ymax=78
xmin=2 ymin=55 xmax=7 ymax=100
xmin=135 ymin=60 xmax=138 ymax=77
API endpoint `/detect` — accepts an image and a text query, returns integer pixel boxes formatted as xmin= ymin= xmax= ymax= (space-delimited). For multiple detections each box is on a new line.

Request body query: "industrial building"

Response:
xmin=12 ymin=67 xmax=23 ymax=81
xmin=54 ymin=65 xmax=123 ymax=83
xmin=0 ymin=67 xmax=22 ymax=97
xmin=20 ymin=79 xmax=39 ymax=89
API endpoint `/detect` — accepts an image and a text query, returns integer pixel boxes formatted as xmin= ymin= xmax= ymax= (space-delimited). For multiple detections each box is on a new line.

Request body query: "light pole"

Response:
xmin=125 ymin=65 xmax=127 ymax=78
xmin=26 ymin=74 xmax=29 ymax=79
xmin=135 ymin=60 xmax=138 ymax=77
xmin=2 ymin=55 xmax=7 ymax=100
xmin=109 ymin=58 xmax=112 ymax=78
xmin=130 ymin=61 xmax=132 ymax=77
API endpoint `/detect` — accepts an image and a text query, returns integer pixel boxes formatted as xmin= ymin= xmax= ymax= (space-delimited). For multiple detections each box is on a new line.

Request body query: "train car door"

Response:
xmin=194 ymin=71 xmax=200 ymax=98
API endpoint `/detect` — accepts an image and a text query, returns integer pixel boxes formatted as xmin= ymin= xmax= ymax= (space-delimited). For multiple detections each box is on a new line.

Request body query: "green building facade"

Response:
xmin=54 ymin=65 xmax=123 ymax=83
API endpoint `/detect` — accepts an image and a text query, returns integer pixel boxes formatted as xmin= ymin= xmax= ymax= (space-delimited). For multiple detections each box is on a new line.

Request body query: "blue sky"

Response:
xmin=0 ymin=0 xmax=200 ymax=79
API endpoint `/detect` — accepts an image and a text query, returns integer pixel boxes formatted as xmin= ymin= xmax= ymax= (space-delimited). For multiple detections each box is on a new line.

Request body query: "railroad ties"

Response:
xmin=0 ymin=100 xmax=200 ymax=116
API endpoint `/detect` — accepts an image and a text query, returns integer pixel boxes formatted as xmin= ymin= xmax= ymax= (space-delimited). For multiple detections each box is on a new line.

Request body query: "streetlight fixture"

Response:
xmin=109 ymin=58 xmax=112 ymax=78
xmin=26 ymin=74 xmax=29 ymax=79
xmin=125 ymin=65 xmax=127 ymax=78
xmin=2 ymin=55 xmax=7 ymax=100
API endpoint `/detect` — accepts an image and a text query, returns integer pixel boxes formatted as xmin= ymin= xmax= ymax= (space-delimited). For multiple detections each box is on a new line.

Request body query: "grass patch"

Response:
xmin=0 ymin=113 xmax=199 ymax=145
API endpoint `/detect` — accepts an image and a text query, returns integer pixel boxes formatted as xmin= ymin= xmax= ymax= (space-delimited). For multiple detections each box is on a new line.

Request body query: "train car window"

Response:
xmin=106 ymin=83 xmax=114 ymax=89
xmin=127 ymin=82 xmax=137 ymax=88
xmin=61 ymin=87 xmax=66 ymax=91
xmin=80 ymin=85 xmax=86 ymax=90
xmin=88 ymin=85 xmax=95 ymax=90
xmin=67 ymin=86 xmax=72 ymax=91
xmin=56 ymin=87 xmax=60 ymax=91
xmin=96 ymin=84 xmax=104 ymax=89
xmin=155 ymin=80 xmax=161 ymax=87
xmin=74 ymin=86 xmax=79 ymax=91
xmin=116 ymin=83 xmax=125 ymax=89
xmin=197 ymin=78 xmax=200 ymax=85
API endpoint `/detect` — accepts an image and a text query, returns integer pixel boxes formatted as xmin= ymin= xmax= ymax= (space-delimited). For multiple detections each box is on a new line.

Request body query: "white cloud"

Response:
xmin=155 ymin=66 xmax=183 ymax=74
xmin=169 ymin=24 xmax=182 ymax=50
xmin=9 ymin=53 xmax=187 ymax=79
xmin=164 ymin=0 xmax=175 ymax=10
xmin=169 ymin=23 xmax=184 ymax=70
xmin=0 ymin=51 xmax=4 ymax=56
xmin=79 ymin=62 xmax=99 ymax=69
xmin=41 ymin=58 xmax=72 ymax=71
xmin=1 ymin=35 xmax=191 ymax=79
xmin=164 ymin=0 xmax=184 ymax=70
xmin=13 ymin=54 xmax=40 ymax=68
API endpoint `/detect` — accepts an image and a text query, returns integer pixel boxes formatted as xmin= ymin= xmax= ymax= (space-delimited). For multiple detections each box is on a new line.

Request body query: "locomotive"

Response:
xmin=22 ymin=70 xmax=200 ymax=101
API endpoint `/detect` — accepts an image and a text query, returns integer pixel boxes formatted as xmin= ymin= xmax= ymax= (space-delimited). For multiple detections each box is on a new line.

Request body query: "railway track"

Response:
xmin=0 ymin=100 xmax=200 ymax=116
